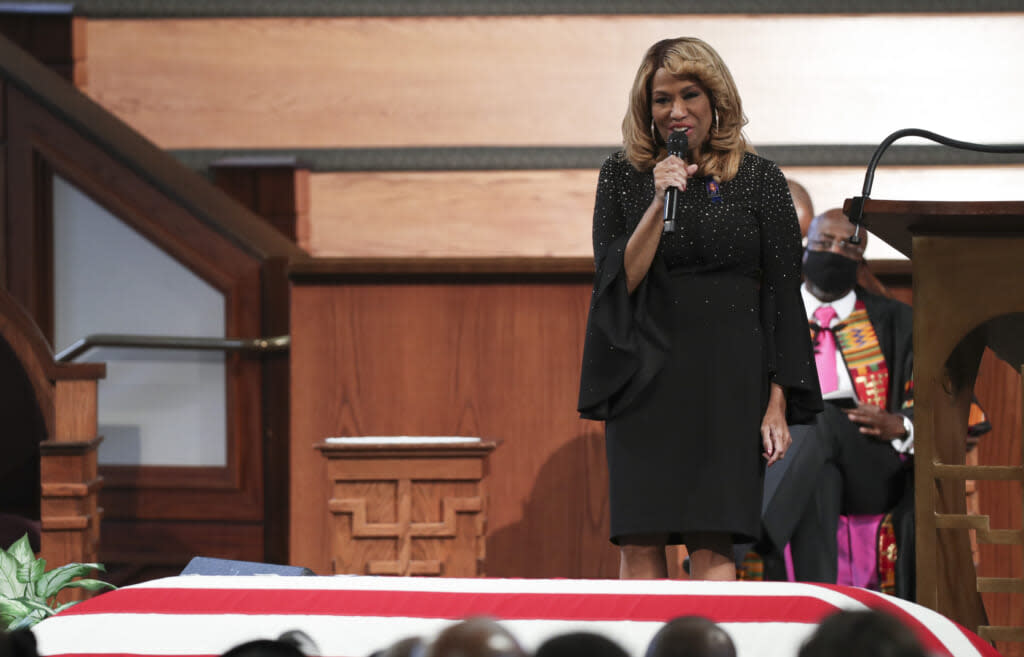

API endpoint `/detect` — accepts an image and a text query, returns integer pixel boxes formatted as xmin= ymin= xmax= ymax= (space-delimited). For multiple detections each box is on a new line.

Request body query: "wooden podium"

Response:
xmin=316 ymin=436 xmax=497 ymax=577
xmin=847 ymin=199 xmax=1024 ymax=645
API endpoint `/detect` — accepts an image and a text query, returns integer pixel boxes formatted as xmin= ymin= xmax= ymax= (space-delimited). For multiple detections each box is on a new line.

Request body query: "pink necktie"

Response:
xmin=814 ymin=305 xmax=839 ymax=394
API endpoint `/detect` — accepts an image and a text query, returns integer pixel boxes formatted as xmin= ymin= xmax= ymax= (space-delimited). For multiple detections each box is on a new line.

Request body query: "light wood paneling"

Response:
xmin=307 ymin=166 xmax=1024 ymax=260
xmin=82 ymin=15 xmax=1024 ymax=149
xmin=85 ymin=15 xmax=635 ymax=149
xmin=308 ymin=170 xmax=597 ymax=257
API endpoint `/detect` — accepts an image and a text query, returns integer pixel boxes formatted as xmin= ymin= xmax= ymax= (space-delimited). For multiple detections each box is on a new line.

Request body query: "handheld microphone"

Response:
xmin=663 ymin=130 xmax=689 ymax=234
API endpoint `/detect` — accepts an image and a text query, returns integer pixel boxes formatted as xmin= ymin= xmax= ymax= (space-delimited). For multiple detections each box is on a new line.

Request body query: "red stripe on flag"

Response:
xmin=954 ymin=620 xmax=1002 ymax=657
xmin=60 ymin=587 xmax=841 ymax=624
xmin=815 ymin=584 xmax=990 ymax=657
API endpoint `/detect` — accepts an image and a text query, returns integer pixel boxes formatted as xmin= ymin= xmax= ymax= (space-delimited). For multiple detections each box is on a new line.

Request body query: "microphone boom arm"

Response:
xmin=847 ymin=128 xmax=1024 ymax=244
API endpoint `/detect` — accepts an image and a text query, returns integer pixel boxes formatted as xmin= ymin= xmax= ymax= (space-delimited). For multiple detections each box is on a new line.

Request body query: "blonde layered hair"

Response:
xmin=623 ymin=37 xmax=752 ymax=181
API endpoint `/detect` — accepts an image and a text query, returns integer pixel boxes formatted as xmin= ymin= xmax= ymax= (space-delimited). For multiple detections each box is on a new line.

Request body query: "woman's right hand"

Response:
xmin=652 ymin=155 xmax=698 ymax=207
xmin=623 ymin=155 xmax=697 ymax=294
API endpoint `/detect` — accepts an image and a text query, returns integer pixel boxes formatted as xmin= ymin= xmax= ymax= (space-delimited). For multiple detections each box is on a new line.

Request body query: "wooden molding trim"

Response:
xmin=99 ymin=464 xmax=240 ymax=490
xmin=41 ymin=477 xmax=103 ymax=497
xmin=289 ymin=257 xmax=594 ymax=281
xmin=288 ymin=257 xmax=905 ymax=284
xmin=40 ymin=515 xmax=93 ymax=531
xmin=39 ymin=436 xmax=103 ymax=454
xmin=65 ymin=0 xmax=1024 ymax=17
xmin=316 ymin=440 xmax=500 ymax=460
xmin=174 ymin=145 xmax=1024 ymax=174
xmin=50 ymin=362 xmax=106 ymax=380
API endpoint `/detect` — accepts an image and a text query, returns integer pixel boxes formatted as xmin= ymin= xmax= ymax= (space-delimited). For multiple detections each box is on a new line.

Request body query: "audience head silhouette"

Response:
xmin=278 ymin=630 xmax=320 ymax=657
xmin=221 ymin=639 xmax=307 ymax=657
xmin=644 ymin=616 xmax=736 ymax=657
xmin=423 ymin=617 xmax=526 ymax=657
xmin=370 ymin=636 xmax=427 ymax=657
xmin=797 ymin=610 xmax=928 ymax=657
xmin=1 ymin=629 xmax=40 ymax=657
xmin=534 ymin=631 xmax=629 ymax=657
xmin=222 ymin=630 xmax=319 ymax=657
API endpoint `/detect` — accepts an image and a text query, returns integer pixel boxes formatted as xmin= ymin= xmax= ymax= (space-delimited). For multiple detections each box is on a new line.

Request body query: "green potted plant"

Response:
xmin=0 ymin=533 xmax=115 ymax=631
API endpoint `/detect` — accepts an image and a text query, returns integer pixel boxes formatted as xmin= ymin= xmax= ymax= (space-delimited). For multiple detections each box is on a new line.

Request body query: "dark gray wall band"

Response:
xmin=173 ymin=144 xmax=1024 ymax=175
xmin=14 ymin=0 xmax=1024 ymax=17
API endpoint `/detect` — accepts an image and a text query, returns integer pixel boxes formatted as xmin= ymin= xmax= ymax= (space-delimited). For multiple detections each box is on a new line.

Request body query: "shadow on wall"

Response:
xmin=487 ymin=429 xmax=620 ymax=579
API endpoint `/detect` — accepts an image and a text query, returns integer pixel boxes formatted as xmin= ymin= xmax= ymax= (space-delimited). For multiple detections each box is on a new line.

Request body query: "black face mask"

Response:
xmin=803 ymin=249 xmax=859 ymax=296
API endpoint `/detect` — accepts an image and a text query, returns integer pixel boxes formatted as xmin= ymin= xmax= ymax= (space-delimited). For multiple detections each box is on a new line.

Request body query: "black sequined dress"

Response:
xmin=577 ymin=151 xmax=822 ymax=544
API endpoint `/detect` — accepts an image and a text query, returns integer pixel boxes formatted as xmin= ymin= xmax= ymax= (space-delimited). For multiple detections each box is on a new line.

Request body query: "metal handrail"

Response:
xmin=56 ymin=333 xmax=290 ymax=362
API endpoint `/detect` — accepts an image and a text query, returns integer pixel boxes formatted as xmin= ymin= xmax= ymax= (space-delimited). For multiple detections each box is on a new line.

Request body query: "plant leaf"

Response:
xmin=6 ymin=535 xmax=36 ymax=568
xmin=6 ymin=610 xmax=47 ymax=631
xmin=0 ymin=552 xmax=27 ymax=598
xmin=51 ymin=600 xmax=81 ymax=616
xmin=35 ymin=563 xmax=107 ymax=599
xmin=62 ymin=579 xmax=116 ymax=593
xmin=18 ymin=558 xmax=46 ymax=588
xmin=0 ymin=597 xmax=33 ymax=629
xmin=14 ymin=597 xmax=55 ymax=615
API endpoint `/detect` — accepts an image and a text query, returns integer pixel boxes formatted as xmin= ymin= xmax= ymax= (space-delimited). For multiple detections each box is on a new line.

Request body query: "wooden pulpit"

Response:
xmin=316 ymin=437 xmax=497 ymax=577
xmin=846 ymin=198 xmax=1024 ymax=646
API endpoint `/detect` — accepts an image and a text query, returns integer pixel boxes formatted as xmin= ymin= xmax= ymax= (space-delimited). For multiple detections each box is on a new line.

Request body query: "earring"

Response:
xmin=713 ymin=108 xmax=720 ymax=133
xmin=650 ymin=119 xmax=660 ymax=144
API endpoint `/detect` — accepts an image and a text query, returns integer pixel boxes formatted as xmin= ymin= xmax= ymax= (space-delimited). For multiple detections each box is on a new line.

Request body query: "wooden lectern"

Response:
xmin=846 ymin=198 xmax=1024 ymax=646
xmin=316 ymin=437 xmax=497 ymax=577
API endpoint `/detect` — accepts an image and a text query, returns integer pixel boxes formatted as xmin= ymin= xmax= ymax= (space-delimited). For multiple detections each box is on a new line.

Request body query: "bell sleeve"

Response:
xmin=757 ymin=162 xmax=823 ymax=425
xmin=577 ymin=156 xmax=672 ymax=421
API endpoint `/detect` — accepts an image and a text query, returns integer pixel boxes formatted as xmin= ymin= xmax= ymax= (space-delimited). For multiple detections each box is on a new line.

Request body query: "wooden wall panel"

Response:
xmin=308 ymin=170 xmax=597 ymax=258
xmin=84 ymin=16 xmax=635 ymax=149
xmin=212 ymin=163 xmax=309 ymax=245
xmin=101 ymin=519 xmax=265 ymax=585
xmin=289 ymin=276 xmax=619 ymax=578
xmin=82 ymin=15 xmax=1024 ymax=149
xmin=973 ymin=349 xmax=1024 ymax=656
xmin=305 ymin=166 xmax=1024 ymax=260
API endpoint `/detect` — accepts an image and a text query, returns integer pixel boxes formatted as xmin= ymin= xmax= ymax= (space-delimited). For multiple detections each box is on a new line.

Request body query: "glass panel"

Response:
xmin=52 ymin=176 xmax=227 ymax=467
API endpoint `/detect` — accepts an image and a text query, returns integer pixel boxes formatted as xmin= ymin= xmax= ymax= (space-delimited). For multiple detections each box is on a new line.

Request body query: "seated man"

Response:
xmin=758 ymin=208 xmax=914 ymax=589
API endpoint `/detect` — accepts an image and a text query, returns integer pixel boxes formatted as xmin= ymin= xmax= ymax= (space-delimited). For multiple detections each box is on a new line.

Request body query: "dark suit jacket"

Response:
xmin=761 ymin=286 xmax=916 ymax=596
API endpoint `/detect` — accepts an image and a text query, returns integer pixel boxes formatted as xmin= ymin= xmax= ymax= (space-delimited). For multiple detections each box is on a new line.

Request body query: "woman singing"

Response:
xmin=577 ymin=37 xmax=822 ymax=581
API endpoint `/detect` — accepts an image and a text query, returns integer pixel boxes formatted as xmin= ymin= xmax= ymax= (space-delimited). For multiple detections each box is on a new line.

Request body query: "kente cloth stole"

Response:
xmin=809 ymin=300 xmax=890 ymax=408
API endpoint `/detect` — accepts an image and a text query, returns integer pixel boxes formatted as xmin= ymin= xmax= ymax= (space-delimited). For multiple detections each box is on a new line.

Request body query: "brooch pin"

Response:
xmin=706 ymin=177 xmax=723 ymax=203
